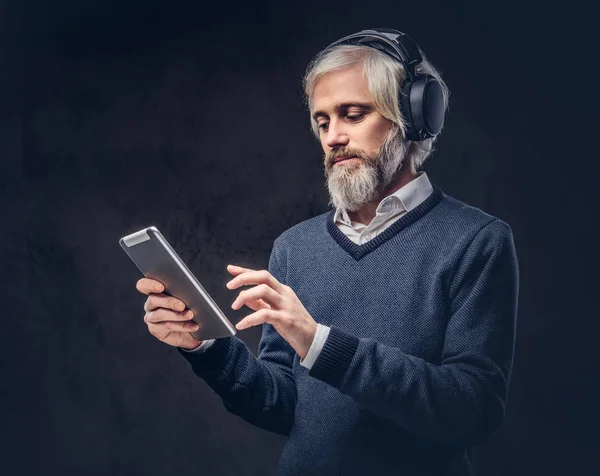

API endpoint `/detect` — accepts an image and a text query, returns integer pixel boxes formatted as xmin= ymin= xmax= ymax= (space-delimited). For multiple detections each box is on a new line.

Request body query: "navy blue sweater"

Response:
xmin=178 ymin=186 xmax=519 ymax=475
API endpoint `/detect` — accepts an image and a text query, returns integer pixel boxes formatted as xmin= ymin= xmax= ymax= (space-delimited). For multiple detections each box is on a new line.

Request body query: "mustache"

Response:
xmin=325 ymin=148 xmax=370 ymax=166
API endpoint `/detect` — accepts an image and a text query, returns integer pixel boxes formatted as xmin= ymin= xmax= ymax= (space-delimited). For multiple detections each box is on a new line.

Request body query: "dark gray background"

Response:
xmin=2 ymin=0 xmax=598 ymax=475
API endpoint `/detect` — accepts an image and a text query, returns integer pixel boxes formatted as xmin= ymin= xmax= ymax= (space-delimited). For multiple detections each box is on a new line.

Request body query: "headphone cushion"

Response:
xmin=399 ymin=79 xmax=416 ymax=140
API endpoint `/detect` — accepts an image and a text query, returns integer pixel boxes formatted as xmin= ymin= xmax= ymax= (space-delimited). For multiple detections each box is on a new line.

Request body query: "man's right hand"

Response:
xmin=136 ymin=278 xmax=203 ymax=350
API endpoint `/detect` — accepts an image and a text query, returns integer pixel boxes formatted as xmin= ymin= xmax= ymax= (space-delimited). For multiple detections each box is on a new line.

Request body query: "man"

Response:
xmin=137 ymin=29 xmax=519 ymax=475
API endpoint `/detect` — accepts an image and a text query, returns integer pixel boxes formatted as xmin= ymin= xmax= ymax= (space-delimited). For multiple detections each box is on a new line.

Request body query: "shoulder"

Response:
xmin=429 ymin=192 xmax=517 ymax=272
xmin=272 ymin=210 xmax=332 ymax=249
xmin=434 ymin=190 xmax=514 ymax=240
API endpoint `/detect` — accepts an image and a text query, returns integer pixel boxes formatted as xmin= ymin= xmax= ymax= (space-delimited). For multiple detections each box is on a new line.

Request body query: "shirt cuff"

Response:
xmin=308 ymin=326 xmax=359 ymax=388
xmin=180 ymin=339 xmax=216 ymax=353
xmin=300 ymin=324 xmax=331 ymax=370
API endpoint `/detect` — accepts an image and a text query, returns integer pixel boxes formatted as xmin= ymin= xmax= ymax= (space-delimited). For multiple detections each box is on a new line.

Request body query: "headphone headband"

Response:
xmin=323 ymin=29 xmax=423 ymax=82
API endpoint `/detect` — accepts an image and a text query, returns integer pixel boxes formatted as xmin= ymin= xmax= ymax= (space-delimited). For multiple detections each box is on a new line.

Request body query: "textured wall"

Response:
xmin=3 ymin=0 xmax=598 ymax=475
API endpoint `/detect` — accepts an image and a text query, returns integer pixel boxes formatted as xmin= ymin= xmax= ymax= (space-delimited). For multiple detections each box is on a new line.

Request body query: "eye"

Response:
xmin=346 ymin=113 xmax=364 ymax=122
xmin=318 ymin=122 xmax=329 ymax=132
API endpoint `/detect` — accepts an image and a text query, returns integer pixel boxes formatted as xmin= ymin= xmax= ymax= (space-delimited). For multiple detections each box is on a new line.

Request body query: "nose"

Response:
xmin=325 ymin=119 xmax=349 ymax=149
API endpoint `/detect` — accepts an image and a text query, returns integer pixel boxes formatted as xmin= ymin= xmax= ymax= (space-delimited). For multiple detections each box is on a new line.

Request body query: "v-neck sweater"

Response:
xmin=177 ymin=185 xmax=519 ymax=476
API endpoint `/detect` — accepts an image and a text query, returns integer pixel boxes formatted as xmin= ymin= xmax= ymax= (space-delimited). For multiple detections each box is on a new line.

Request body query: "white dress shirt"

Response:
xmin=183 ymin=172 xmax=435 ymax=369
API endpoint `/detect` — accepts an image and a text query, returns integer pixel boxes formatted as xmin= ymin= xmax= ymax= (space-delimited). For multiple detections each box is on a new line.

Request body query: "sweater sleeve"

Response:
xmin=309 ymin=219 xmax=519 ymax=445
xmin=176 ymin=244 xmax=297 ymax=436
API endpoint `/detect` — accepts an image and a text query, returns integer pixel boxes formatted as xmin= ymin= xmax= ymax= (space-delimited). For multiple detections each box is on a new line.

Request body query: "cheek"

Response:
xmin=365 ymin=122 xmax=393 ymax=149
xmin=360 ymin=134 xmax=383 ymax=154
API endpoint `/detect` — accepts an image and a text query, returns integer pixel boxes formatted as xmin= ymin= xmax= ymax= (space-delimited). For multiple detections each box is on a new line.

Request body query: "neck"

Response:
xmin=347 ymin=162 xmax=418 ymax=226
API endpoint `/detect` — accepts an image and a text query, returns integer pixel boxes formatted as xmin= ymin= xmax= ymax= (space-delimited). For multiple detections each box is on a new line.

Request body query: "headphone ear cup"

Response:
xmin=409 ymin=76 xmax=445 ymax=141
xmin=420 ymin=77 xmax=445 ymax=138
xmin=400 ymin=75 xmax=445 ymax=141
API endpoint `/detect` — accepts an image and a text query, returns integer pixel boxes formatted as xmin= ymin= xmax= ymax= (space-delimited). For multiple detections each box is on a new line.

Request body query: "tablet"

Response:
xmin=119 ymin=226 xmax=236 ymax=340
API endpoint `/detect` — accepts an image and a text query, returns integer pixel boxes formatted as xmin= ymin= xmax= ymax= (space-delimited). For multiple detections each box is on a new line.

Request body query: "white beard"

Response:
xmin=324 ymin=130 xmax=408 ymax=213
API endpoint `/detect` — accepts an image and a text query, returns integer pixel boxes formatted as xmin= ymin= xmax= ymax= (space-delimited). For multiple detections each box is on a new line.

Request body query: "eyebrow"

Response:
xmin=312 ymin=102 xmax=374 ymax=121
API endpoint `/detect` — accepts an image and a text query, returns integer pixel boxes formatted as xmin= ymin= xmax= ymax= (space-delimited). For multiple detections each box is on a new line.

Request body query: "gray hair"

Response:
xmin=303 ymin=44 xmax=450 ymax=170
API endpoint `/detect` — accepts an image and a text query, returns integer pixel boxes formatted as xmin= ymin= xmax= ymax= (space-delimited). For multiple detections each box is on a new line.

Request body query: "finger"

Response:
xmin=144 ymin=294 xmax=187 ymax=313
xmin=136 ymin=278 xmax=165 ymax=295
xmin=227 ymin=264 xmax=253 ymax=275
xmin=236 ymin=309 xmax=278 ymax=330
xmin=148 ymin=319 xmax=200 ymax=335
xmin=145 ymin=308 xmax=195 ymax=324
xmin=245 ymin=299 xmax=272 ymax=312
xmin=231 ymin=284 xmax=283 ymax=310
xmin=226 ymin=269 xmax=286 ymax=294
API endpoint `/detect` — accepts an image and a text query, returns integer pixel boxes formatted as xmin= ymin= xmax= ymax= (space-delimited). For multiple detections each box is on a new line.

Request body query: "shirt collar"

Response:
xmin=333 ymin=172 xmax=433 ymax=226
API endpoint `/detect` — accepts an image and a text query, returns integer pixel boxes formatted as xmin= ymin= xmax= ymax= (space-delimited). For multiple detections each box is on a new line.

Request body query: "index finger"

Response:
xmin=136 ymin=278 xmax=165 ymax=295
xmin=226 ymin=268 xmax=284 ymax=292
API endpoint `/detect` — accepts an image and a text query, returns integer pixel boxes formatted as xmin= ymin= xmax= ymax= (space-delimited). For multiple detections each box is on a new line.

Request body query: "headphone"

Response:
xmin=322 ymin=28 xmax=445 ymax=142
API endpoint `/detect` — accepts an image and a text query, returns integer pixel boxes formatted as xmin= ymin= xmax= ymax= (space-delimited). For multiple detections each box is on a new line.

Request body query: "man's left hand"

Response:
xmin=226 ymin=264 xmax=317 ymax=359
